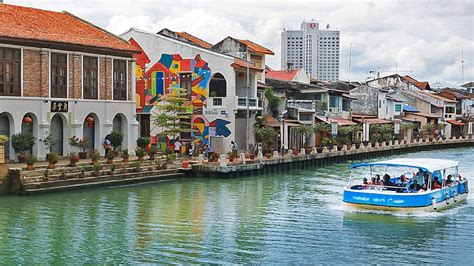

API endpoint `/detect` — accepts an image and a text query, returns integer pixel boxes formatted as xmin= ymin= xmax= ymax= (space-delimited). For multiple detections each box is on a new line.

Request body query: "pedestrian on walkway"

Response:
xmin=174 ymin=137 xmax=182 ymax=157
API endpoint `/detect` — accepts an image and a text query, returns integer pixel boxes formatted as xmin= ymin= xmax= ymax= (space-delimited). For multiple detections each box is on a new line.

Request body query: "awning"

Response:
xmin=403 ymin=104 xmax=419 ymax=112
xmin=353 ymin=118 xmax=392 ymax=125
xmin=446 ymin=120 xmax=466 ymax=126
xmin=315 ymin=116 xmax=355 ymax=126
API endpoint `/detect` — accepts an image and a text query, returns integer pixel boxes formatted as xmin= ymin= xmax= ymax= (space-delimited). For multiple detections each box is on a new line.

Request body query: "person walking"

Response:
xmin=103 ymin=134 xmax=112 ymax=157
xmin=229 ymin=141 xmax=239 ymax=158
xmin=174 ymin=137 xmax=182 ymax=157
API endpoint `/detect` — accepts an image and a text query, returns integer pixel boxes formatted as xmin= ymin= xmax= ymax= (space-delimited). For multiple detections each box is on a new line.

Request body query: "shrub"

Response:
xmin=131 ymin=161 xmax=141 ymax=172
xmin=135 ymin=147 xmax=146 ymax=157
xmin=148 ymin=146 xmax=157 ymax=156
xmin=121 ymin=149 xmax=129 ymax=159
xmin=46 ymin=152 xmax=59 ymax=164
xmin=0 ymin=135 xmax=9 ymax=143
xmin=110 ymin=164 xmax=117 ymax=173
xmin=105 ymin=151 xmax=115 ymax=160
xmin=11 ymin=133 xmax=35 ymax=155
xmin=136 ymin=137 xmax=150 ymax=148
xmin=89 ymin=150 xmax=100 ymax=161
xmin=26 ymin=154 xmax=38 ymax=165
xmin=108 ymin=131 xmax=124 ymax=150
xmin=92 ymin=164 xmax=101 ymax=176
xmin=166 ymin=153 xmax=176 ymax=161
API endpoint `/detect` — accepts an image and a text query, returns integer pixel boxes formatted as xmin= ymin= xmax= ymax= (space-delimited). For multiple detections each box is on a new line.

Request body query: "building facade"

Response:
xmin=0 ymin=4 xmax=138 ymax=160
xmin=281 ymin=20 xmax=340 ymax=81
xmin=121 ymin=28 xmax=269 ymax=153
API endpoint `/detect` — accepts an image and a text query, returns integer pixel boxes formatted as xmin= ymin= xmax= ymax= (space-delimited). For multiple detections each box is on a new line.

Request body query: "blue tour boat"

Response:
xmin=343 ymin=158 xmax=469 ymax=212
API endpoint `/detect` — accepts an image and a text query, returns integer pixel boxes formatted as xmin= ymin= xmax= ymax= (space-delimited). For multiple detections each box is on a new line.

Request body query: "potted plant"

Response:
xmin=89 ymin=149 xmax=100 ymax=165
xmin=69 ymin=136 xmax=90 ymax=159
xmin=110 ymin=164 xmax=117 ymax=175
xmin=137 ymin=137 xmax=150 ymax=149
xmin=92 ymin=163 xmax=101 ymax=176
xmin=321 ymin=137 xmax=335 ymax=150
xmin=46 ymin=152 xmax=59 ymax=169
xmin=108 ymin=131 xmax=124 ymax=156
xmin=0 ymin=135 xmax=8 ymax=144
xmin=135 ymin=147 xmax=146 ymax=161
xmin=121 ymin=149 xmax=129 ymax=162
xmin=105 ymin=151 xmax=114 ymax=164
xmin=148 ymin=145 xmax=157 ymax=160
xmin=42 ymin=169 xmax=50 ymax=181
xmin=11 ymin=132 xmax=35 ymax=163
xmin=211 ymin=152 xmax=220 ymax=162
xmin=165 ymin=153 xmax=176 ymax=164
xmin=68 ymin=152 xmax=80 ymax=167
xmin=25 ymin=154 xmax=37 ymax=170
xmin=41 ymin=132 xmax=55 ymax=156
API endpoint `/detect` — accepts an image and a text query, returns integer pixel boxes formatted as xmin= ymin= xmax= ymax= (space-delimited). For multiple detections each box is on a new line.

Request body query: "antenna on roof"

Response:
xmin=326 ymin=24 xmax=330 ymax=29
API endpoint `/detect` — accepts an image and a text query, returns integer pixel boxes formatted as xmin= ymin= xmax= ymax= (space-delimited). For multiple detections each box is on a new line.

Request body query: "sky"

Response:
xmin=7 ymin=0 xmax=474 ymax=85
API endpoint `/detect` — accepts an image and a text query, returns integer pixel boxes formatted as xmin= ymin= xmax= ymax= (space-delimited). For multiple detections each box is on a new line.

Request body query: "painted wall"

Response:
xmin=121 ymin=29 xmax=237 ymax=148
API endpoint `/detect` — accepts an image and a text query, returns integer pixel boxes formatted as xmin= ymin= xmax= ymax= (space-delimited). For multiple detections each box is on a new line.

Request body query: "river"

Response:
xmin=0 ymin=147 xmax=473 ymax=264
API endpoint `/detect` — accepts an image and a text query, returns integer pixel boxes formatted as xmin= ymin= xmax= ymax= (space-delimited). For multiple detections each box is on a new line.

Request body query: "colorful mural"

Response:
xmin=130 ymin=38 xmax=231 ymax=145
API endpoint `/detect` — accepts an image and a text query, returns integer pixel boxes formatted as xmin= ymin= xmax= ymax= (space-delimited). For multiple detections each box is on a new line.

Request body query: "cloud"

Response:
xmin=7 ymin=0 xmax=474 ymax=84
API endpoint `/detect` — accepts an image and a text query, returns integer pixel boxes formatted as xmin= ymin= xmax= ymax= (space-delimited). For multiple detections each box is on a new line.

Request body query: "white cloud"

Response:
xmin=7 ymin=0 xmax=474 ymax=84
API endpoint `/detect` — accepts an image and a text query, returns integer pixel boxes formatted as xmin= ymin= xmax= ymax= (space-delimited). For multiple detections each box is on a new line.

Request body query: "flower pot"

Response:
xmin=316 ymin=147 xmax=323 ymax=153
xmin=182 ymin=161 xmax=189 ymax=168
xmin=149 ymin=155 xmax=155 ymax=161
xmin=47 ymin=163 xmax=56 ymax=169
xmin=265 ymin=154 xmax=272 ymax=159
xmin=107 ymin=159 xmax=113 ymax=164
xmin=27 ymin=164 xmax=34 ymax=171
xmin=79 ymin=152 xmax=87 ymax=159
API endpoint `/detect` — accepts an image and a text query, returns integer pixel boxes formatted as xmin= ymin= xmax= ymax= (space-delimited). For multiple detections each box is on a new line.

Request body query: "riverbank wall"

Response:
xmin=192 ymin=137 xmax=474 ymax=178
xmin=4 ymin=137 xmax=474 ymax=195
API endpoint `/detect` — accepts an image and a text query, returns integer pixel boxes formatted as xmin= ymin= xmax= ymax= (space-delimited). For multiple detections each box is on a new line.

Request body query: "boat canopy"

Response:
xmin=350 ymin=158 xmax=458 ymax=173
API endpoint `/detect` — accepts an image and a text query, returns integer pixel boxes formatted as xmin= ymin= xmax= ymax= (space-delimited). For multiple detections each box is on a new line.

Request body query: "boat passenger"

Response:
xmin=446 ymin=175 xmax=453 ymax=186
xmin=396 ymin=175 xmax=407 ymax=186
xmin=409 ymin=179 xmax=421 ymax=191
xmin=375 ymin=175 xmax=382 ymax=185
xmin=370 ymin=177 xmax=376 ymax=185
xmin=383 ymin=174 xmax=395 ymax=186
xmin=363 ymin=178 xmax=369 ymax=185
xmin=432 ymin=178 xmax=442 ymax=190
xmin=458 ymin=174 xmax=464 ymax=182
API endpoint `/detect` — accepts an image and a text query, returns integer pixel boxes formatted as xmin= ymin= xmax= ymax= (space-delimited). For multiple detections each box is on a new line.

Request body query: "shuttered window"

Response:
xmin=0 ymin=47 xmax=21 ymax=96
xmin=113 ymin=59 xmax=127 ymax=100
xmin=83 ymin=56 xmax=98 ymax=99
xmin=51 ymin=53 xmax=67 ymax=98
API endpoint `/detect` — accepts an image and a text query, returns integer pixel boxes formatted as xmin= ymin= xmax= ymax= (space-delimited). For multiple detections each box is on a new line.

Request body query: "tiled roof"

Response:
xmin=417 ymin=91 xmax=457 ymax=103
xmin=353 ymin=118 xmax=392 ymax=125
xmin=175 ymin=32 xmax=213 ymax=49
xmin=446 ymin=120 xmax=466 ymax=126
xmin=0 ymin=4 xmax=138 ymax=53
xmin=231 ymin=59 xmax=264 ymax=72
xmin=402 ymin=75 xmax=430 ymax=90
xmin=238 ymin=39 xmax=274 ymax=55
xmin=266 ymin=70 xmax=298 ymax=81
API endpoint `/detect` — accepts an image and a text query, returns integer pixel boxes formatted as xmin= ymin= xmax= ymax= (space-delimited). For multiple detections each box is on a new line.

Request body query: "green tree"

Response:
xmin=264 ymin=87 xmax=280 ymax=117
xmin=254 ymin=125 xmax=278 ymax=153
xmin=152 ymin=88 xmax=192 ymax=137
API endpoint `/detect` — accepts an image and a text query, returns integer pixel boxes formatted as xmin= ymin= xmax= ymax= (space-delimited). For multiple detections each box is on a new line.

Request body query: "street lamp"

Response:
xmin=278 ymin=110 xmax=288 ymax=154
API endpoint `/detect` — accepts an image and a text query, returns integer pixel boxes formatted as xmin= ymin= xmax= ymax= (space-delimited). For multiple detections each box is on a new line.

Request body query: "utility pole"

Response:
xmin=245 ymin=47 xmax=250 ymax=153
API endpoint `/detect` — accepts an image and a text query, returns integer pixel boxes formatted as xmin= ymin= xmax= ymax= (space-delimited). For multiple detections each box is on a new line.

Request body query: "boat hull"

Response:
xmin=343 ymin=181 xmax=469 ymax=212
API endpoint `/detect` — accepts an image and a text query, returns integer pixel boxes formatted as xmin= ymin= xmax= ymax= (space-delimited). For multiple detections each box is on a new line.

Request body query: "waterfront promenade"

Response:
xmin=3 ymin=136 xmax=473 ymax=195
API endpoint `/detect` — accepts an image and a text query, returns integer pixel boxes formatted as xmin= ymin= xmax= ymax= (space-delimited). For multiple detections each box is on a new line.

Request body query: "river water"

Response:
xmin=0 ymin=147 xmax=473 ymax=264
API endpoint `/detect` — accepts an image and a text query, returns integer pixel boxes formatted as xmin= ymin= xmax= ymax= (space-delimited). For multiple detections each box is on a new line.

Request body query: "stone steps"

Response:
xmin=21 ymin=170 xmax=184 ymax=195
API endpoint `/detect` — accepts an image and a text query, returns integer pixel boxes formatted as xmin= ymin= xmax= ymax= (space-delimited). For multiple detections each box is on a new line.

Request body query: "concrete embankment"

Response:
xmin=192 ymin=137 xmax=474 ymax=178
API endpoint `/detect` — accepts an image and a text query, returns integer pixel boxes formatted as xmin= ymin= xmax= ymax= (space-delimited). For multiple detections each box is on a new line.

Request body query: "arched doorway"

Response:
xmin=0 ymin=113 xmax=12 ymax=159
xmin=50 ymin=114 xmax=64 ymax=155
xmin=83 ymin=113 xmax=99 ymax=151
xmin=112 ymin=114 xmax=125 ymax=149
xmin=21 ymin=113 xmax=38 ymax=155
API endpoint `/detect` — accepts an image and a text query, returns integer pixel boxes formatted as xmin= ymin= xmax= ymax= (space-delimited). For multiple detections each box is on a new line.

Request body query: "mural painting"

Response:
xmin=130 ymin=38 xmax=232 ymax=146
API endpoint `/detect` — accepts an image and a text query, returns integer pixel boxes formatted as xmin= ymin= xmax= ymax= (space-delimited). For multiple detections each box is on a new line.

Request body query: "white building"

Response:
xmin=281 ymin=20 xmax=340 ymax=81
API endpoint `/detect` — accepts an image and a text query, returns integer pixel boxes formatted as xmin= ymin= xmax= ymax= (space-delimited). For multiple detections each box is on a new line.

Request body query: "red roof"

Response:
xmin=402 ymin=75 xmax=430 ymax=90
xmin=175 ymin=32 xmax=213 ymax=49
xmin=266 ymin=70 xmax=298 ymax=81
xmin=0 ymin=4 xmax=138 ymax=54
xmin=238 ymin=39 xmax=274 ymax=55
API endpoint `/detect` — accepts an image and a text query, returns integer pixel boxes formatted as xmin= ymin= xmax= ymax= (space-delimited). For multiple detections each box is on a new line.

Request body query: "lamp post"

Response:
xmin=278 ymin=110 xmax=288 ymax=154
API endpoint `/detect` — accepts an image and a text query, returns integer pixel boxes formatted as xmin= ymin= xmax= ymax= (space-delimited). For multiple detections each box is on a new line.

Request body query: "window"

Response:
xmin=395 ymin=104 xmax=402 ymax=112
xmin=83 ymin=56 xmax=98 ymax=99
xmin=445 ymin=106 xmax=455 ymax=113
xmin=113 ymin=59 xmax=127 ymax=100
xmin=342 ymin=99 xmax=350 ymax=111
xmin=0 ymin=47 xmax=21 ymax=96
xmin=179 ymin=73 xmax=192 ymax=96
xmin=430 ymin=105 xmax=437 ymax=113
xmin=329 ymin=96 xmax=339 ymax=107
xmin=300 ymin=113 xmax=313 ymax=121
xmin=51 ymin=53 xmax=67 ymax=98
xmin=209 ymin=73 xmax=226 ymax=97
